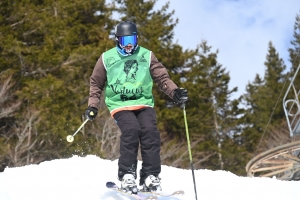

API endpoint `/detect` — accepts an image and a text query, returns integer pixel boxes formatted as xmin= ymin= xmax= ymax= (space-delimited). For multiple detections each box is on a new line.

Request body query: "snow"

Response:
xmin=0 ymin=155 xmax=299 ymax=200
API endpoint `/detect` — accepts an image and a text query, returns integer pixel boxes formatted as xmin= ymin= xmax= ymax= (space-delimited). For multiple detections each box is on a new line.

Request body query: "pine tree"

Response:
xmin=241 ymin=42 xmax=287 ymax=154
xmin=289 ymin=10 xmax=300 ymax=71
xmin=189 ymin=41 xmax=245 ymax=172
xmin=160 ymin=41 xmax=246 ymax=173
xmin=287 ymin=11 xmax=300 ymax=110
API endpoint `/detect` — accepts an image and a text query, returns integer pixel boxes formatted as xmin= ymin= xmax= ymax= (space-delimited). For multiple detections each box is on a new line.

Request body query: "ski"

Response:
xmin=106 ymin=181 xmax=157 ymax=200
xmin=140 ymin=189 xmax=185 ymax=198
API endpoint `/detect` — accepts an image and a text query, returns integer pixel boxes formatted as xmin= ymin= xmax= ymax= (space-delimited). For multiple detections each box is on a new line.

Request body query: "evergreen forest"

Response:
xmin=1 ymin=0 xmax=300 ymax=176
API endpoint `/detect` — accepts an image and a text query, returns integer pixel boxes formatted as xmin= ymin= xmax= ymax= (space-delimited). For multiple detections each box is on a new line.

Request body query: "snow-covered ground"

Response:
xmin=0 ymin=155 xmax=299 ymax=200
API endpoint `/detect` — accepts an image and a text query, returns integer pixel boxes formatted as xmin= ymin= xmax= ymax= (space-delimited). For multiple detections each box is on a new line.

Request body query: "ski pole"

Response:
xmin=183 ymin=104 xmax=198 ymax=200
xmin=66 ymin=118 xmax=89 ymax=142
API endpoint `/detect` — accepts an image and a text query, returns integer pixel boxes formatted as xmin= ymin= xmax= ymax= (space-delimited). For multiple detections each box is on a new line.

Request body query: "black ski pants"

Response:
xmin=114 ymin=107 xmax=161 ymax=185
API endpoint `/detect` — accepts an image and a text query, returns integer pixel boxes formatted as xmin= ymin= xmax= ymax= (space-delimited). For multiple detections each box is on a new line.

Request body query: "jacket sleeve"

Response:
xmin=150 ymin=52 xmax=178 ymax=99
xmin=88 ymin=54 xmax=107 ymax=108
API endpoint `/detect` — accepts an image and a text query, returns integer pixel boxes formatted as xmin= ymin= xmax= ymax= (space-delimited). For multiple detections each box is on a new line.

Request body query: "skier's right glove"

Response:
xmin=173 ymin=88 xmax=188 ymax=104
xmin=85 ymin=106 xmax=98 ymax=121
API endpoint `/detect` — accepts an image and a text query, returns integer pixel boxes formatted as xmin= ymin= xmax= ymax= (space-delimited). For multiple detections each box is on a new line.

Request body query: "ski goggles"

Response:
xmin=118 ymin=35 xmax=138 ymax=47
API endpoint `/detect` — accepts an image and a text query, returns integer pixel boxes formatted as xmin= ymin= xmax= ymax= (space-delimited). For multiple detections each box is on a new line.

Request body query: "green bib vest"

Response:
xmin=103 ymin=46 xmax=154 ymax=113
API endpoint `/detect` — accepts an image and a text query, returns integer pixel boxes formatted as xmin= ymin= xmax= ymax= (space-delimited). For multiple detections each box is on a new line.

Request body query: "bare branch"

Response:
xmin=0 ymin=76 xmax=21 ymax=119
xmin=8 ymin=109 xmax=41 ymax=167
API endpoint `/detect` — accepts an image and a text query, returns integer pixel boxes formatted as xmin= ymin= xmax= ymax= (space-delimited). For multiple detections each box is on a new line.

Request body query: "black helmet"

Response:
xmin=115 ymin=21 xmax=139 ymax=56
xmin=115 ymin=21 xmax=138 ymax=36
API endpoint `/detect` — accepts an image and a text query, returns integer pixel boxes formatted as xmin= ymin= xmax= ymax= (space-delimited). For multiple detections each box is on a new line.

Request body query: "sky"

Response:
xmin=154 ymin=0 xmax=300 ymax=99
xmin=0 ymin=155 xmax=299 ymax=200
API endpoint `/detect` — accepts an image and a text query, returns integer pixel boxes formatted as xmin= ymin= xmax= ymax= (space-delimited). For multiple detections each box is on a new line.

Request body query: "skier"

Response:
xmin=85 ymin=21 xmax=188 ymax=193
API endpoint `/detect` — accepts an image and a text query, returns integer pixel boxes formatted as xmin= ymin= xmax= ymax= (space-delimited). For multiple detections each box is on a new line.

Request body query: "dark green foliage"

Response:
xmin=0 ymin=0 xmax=115 ymax=169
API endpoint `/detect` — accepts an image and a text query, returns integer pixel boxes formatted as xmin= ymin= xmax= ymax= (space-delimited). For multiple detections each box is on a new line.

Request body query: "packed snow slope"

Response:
xmin=0 ymin=155 xmax=299 ymax=200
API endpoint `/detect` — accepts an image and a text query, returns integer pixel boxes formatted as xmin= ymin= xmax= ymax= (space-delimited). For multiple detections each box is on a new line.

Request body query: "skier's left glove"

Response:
xmin=85 ymin=106 xmax=98 ymax=121
xmin=173 ymin=88 xmax=188 ymax=104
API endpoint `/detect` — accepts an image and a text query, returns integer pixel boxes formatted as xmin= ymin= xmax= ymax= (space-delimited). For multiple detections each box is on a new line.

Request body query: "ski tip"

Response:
xmin=106 ymin=181 xmax=116 ymax=188
xmin=172 ymin=190 xmax=185 ymax=195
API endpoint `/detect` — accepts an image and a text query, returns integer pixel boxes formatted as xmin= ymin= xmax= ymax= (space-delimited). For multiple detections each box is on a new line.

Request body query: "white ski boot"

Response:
xmin=142 ymin=175 xmax=162 ymax=192
xmin=121 ymin=174 xmax=138 ymax=194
